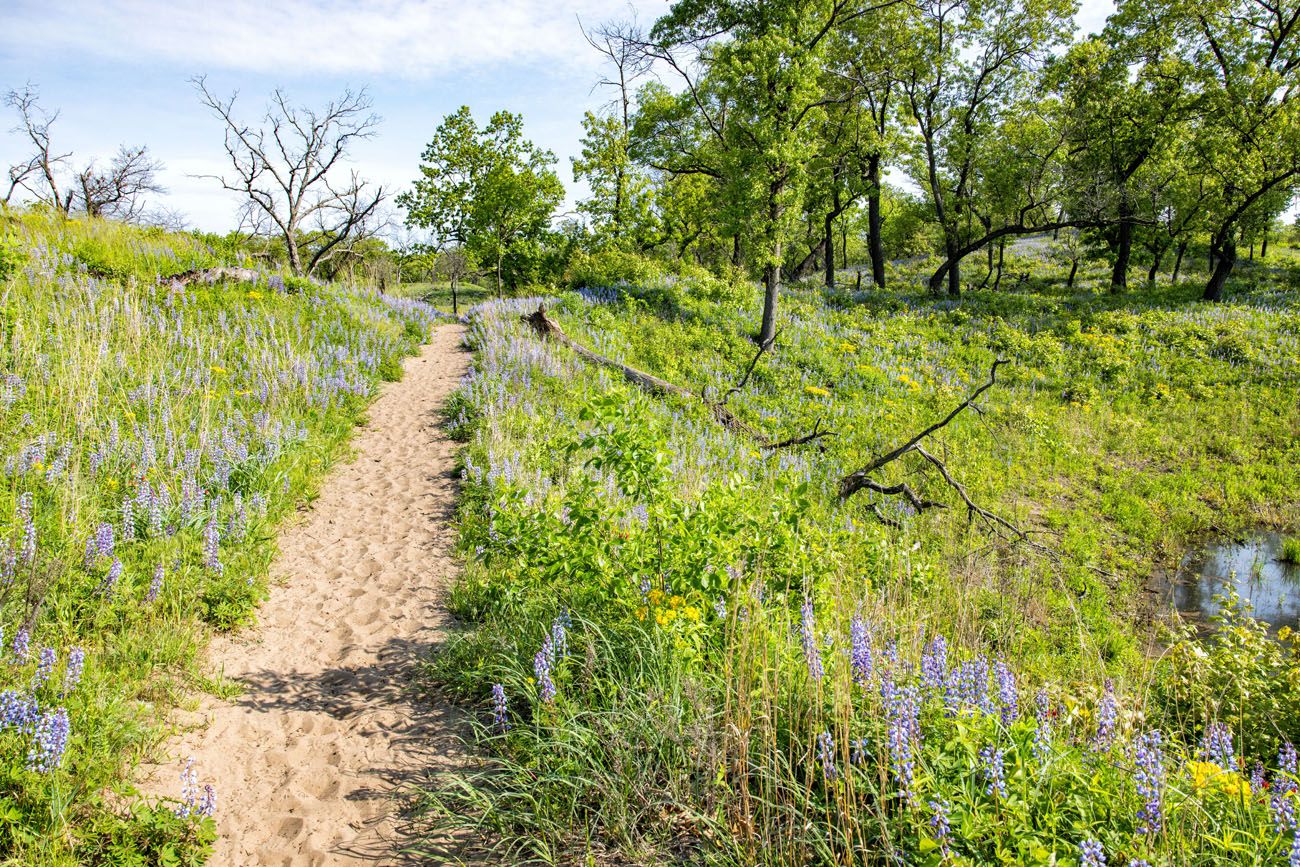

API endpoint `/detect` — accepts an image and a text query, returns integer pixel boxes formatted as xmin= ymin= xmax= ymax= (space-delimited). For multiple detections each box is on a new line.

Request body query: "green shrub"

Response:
xmin=564 ymin=249 xmax=665 ymax=290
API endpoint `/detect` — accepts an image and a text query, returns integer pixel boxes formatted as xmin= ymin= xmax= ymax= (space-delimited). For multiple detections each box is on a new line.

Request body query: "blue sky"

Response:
xmin=0 ymin=0 xmax=1117 ymax=232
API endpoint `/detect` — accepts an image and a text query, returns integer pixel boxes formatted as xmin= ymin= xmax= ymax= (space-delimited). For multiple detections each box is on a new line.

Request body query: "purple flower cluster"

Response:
xmin=980 ymin=744 xmax=1007 ymax=799
xmin=176 ymin=757 xmax=217 ymax=819
xmin=1093 ymin=680 xmax=1117 ymax=752
xmin=491 ymin=683 xmax=509 ymax=734
xmin=1200 ymin=722 xmax=1235 ymax=770
xmin=148 ymin=563 xmax=164 ymax=602
xmin=849 ymin=614 xmax=873 ymax=686
xmin=1274 ymin=742 xmax=1298 ymax=833
xmin=32 ymin=646 xmax=55 ymax=690
xmin=994 ymin=660 xmax=1018 ymax=727
xmin=886 ymin=684 xmax=921 ymax=804
xmin=203 ymin=515 xmax=223 ymax=574
xmin=1079 ymin=838 xmax=1106 ymax=867
xmin=534 ymin=637 xmax=556 ymax=704
xmin=1133 ymin=730 xmax=1165 ymax=834
xmin=26 ymin=706 xmax=70 ymax=772
xmin=1033 ymin=689 xmax=1053 ymax=762
xmin=929 ymin=797 xmax=952 ymax=858
xmin=63 ymin=647 xmax=85 ymax=694
xmin=799 ymin=599 xmax=824 ymax=682
xmin=816 ymin=730 xmax=837 ymax=780
xmin=920 ymin=635 xmax=947 ymax=693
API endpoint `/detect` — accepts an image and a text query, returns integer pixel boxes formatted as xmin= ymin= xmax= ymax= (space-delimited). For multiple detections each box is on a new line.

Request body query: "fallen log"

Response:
xmin=521 ymin=303 xmax=829 ymax=449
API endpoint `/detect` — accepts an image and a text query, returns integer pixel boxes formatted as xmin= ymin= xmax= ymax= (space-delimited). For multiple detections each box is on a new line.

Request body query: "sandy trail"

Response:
xmin=148 ymin=324 xmax=470 ymax=865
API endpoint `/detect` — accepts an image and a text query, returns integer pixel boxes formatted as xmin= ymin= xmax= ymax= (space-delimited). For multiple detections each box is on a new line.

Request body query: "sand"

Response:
xmin=146 ymin=324 xmax=471 ymax=865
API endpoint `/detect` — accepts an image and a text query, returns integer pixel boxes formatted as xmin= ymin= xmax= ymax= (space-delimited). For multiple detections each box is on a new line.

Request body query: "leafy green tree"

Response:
xmin=399 ymin=107 xmax=564 ymax=296
xmin=573 ymin=111 xmax=657 ymax=248
xmin=899 ymin=0 xmax=1075 ymax=296
xmin=642 ymin=0 xmax=869 ymax=344
xmin=1118 ymin=0 xmax=1300 ymax=300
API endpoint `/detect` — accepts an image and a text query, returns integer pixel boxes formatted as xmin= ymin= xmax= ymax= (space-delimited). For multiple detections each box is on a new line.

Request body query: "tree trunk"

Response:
xmin=451 ymin=276 xmax=459 ymax=317
xmin=1066 ymin=259 xmax=1079 ymax=289
xmin=1109 ymin=205 xmax=1132 ymax=293
xmin=1146 ymin=247 xmax=1165 ymax=284
xmin=824 ymin=210 xmax=836 ymax=289
xmin=732 ymin=234 xmax=742 ymax=268
xmin=1261 ymin=231 xmax=1269 ymax=259
xmin=495 ymin=252 xmax=503 ymax=299
xmin=992 ymin=239 xmax=1006 ymax=291
xmin=929 ymin=236 xmax=962 ymax=297
xmin=757 ymin=181 xmax=783 ymax=346
xmin=1172 ymin=242 xmax=1187 ymax=283
xmin=866 ymin=154 xmax=886 ymax=289
xmin=1203 ymin=232 xmax=1236 ymax=302
xmin=287 ymin=235 xmax=303 ymax=276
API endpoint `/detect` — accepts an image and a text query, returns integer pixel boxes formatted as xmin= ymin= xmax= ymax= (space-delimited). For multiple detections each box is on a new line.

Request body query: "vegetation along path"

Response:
xmin=149 ymin=323 xmax=470 ymax=865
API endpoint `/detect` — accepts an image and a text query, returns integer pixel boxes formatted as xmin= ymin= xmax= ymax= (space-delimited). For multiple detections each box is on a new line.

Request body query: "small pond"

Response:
xmin=1165 ymin=532 xmax=1300 ymax=633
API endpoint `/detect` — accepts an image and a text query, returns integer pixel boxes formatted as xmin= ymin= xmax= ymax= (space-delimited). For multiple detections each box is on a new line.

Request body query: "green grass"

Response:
xmin=0 ymin=208 xmax=446 ymax=864
xmin=415 ymin=245 xmax=1300 ymax=865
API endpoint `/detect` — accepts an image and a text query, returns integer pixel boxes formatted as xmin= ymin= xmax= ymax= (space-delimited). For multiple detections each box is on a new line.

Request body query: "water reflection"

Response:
xmin=1170 ymin=532 xmax=1300 ymax=632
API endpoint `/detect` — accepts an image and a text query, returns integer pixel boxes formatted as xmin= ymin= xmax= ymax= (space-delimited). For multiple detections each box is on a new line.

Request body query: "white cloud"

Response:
xmin=0 ymin=0 xmax=666 ymax=78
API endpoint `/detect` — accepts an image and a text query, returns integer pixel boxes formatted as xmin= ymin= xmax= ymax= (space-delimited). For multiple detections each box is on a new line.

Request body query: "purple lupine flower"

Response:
xmin=550 ymin=610 xmax=571 ymax=659
xmin=713 ymin=597 xmax=726 ymax=620
xmin=1275 ymin=742 xmax=1299 ymax=833
xmin=816 ymin=731 xmax=837 ymax=780
xmin=1128 ymin=860 xmax=1151 ymax=867
xmin=1133 ymin=730 xmax=1165 ymax=835
xmin=929 ymin=797 xmax=952 ymax=859
xmin=1033 ymin=689 xmax=1053 ymax=762
xmin=1200 ymin=722 xmax=1235 ymax=770
xmin=197 ymin=784 xmax=217 ymax=818
xmin=94 ymin=522 xmax=114 ymax=559
xmin=886 ymin=685 xmax=921 ymax=805
xmin=148 ymin=564 xmax=164 ymax=602
xmin=1290 ymin=831 xmax=1300 ymax=867
xmin=63 ymin=647 xmax=85 ymax=694
xmin=27 ymin=706 xmax=70 ymax=772
xmin=850 ymin=738 xmax=867 ymax=766
xmin=83 ymin=536 xmax=97 ymax=569
xmin=994 ymin=660 xmax=1018 ymax=727
xmin=0 ymin=689 xmax=38 ymax=731
xmin=98 ymin=558 xmax=123 ymax=598
xmin=120 ymin=494 xmax=134 ymax=538
xmin=980 ymin=744 xmax=1007 ymax=799
xmin=491 ymin=683 xmax=509 ymax=733
xmin=799 ymin=599 xmax=823 ymax=682
xmin=11 ymin=627 xmax=30 ymax=662
xmin=1079 ymin=839 xmax=1106 ymax=867
xmin=176 ymin=757 xmax=200 ymax=817
xmin=534 ymin=638 xmax=556 ymax=704
xmin=920 ymin=635 xmax=947 ymax=693
xmin=1094 ymin=680 xmax=1117 ymax=752
xmin=17 ymin=492 xmax=35 ymax=563
xmin=1251 ymin=761 xmax=1267 ymax=795
xmin=33 ymin=647 xmax=56 ymax=690
xmin=849 ymin=614 xmax=873 ymax=686
xmin=203 ymin=516 xmax=222 ymax=574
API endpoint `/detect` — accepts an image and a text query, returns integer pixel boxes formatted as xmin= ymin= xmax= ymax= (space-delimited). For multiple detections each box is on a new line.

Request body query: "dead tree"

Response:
xmin=76 ymin=145 xmax=164 ymax=221
xmin=4 ymin=85 xmax=71 ymax=211
xmin=192 ymin=76 xmax=385 ymax=277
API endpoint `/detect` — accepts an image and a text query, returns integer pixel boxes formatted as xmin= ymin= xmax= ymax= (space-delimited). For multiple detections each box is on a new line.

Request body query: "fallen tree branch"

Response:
xmin=762 ymin=417 xmax=836 ymax=451
xmin=839 ymin=358 xmax=1007 ymax=499
xmin=522 ymin=304 xmax=831 ymax=449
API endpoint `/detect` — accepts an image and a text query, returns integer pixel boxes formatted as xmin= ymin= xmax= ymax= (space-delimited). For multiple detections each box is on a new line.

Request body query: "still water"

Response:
xmin=1168 ymin=532 xmax=1300 ymax=632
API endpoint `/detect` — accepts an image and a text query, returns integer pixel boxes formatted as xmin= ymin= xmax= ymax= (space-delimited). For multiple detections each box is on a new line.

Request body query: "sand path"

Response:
xmin=150 ymin=324 xmax=470 ymax=865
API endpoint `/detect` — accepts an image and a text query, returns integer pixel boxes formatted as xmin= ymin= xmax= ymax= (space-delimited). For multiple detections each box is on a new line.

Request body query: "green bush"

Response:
xmin=564 ymin=249 xmax=665 ymax=290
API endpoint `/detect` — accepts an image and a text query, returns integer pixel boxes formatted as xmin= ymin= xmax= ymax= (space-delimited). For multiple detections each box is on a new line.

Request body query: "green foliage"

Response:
xmin=1156 ymin=598 xmax=1300 ymax=758
xmin=564 ymin=249 xmax=665 ymax=290
xmin=0 ymin=232 xmax=26 ymax=281
xmin=76 ymin=803 xmax=215 ymax=867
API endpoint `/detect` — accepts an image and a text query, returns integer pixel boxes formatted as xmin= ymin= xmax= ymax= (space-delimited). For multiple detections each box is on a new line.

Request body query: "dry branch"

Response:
xmin=522 ymin=304 xmax=830 ymax=448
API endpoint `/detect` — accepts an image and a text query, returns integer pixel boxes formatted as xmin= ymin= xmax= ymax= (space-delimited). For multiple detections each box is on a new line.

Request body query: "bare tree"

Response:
xmin=4 ymin=85 xmax=72 ymax=210
xmin=76 ymin=145 xmax=164 ymax=220
xmin=192 ymin=76 xmax=386 ymax=276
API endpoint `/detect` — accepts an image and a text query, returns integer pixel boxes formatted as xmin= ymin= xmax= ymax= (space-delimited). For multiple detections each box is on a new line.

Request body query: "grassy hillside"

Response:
xmin=418 ymin=249 xmax=1300 ymax=865
xmin=0 ymin=209 xmax=443 ymax=865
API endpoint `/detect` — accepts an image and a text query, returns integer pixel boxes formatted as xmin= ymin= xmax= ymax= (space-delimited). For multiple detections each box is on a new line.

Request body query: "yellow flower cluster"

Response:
xmin=898 ymin=372 xmax=923 ymax=392
xmin=804 ymin=385 xmax=830 ymax=398
xmin=1186 ymin=761 xmax=1248 ymax=798
xmin=636 ymin=589 xmax=700 ymax=626
xmin=838 ymin=341 xmax=856 ymax=354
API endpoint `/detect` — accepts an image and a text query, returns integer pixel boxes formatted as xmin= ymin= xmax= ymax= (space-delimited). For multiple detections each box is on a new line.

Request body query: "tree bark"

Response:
xmin=1066 ymin=259 xmax=1079 ymax=289
xmin=1172 ymin=242 xmax=1187 ymax=283
xmin=1146 ymin=246 xmax=1165 ymax=284
xmin=757 ymin=180 xmax=783 ymax=346
xmin=866 ymin=154 xmax=885 ymax=289
xmin=1261 ymin=231 xmax=1269 ymax=259
xmin=1203 ymin=232 xmax=1236 ymax=301
xmin=451 ymin=275 xmax=459 ymax=316
xmin=824 ymin=210 xmax=836 ymax=289
xmin=1109 ymin=203 xmax=1132 ymax=294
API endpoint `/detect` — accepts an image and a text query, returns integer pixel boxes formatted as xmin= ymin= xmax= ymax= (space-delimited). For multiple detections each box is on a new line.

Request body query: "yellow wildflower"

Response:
xmin=669 ymin=594 xmax=685 ymax=609
xmin=648 ymin=588 xmax=664 ymax=606
xmin=246 ymin=291 xmax=262 ymax=300
xmin=210 ymin=365 xmax=226 ymax=375
xmin=635 ymin=606 xmax=648 ymax=621
xmin=804 ymin=385 xmax=830 ymax=398
xmin=838 ymin=341 xmax=856 ymax=354
xmin=682 ymin=605 xmax=700 ymax=622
